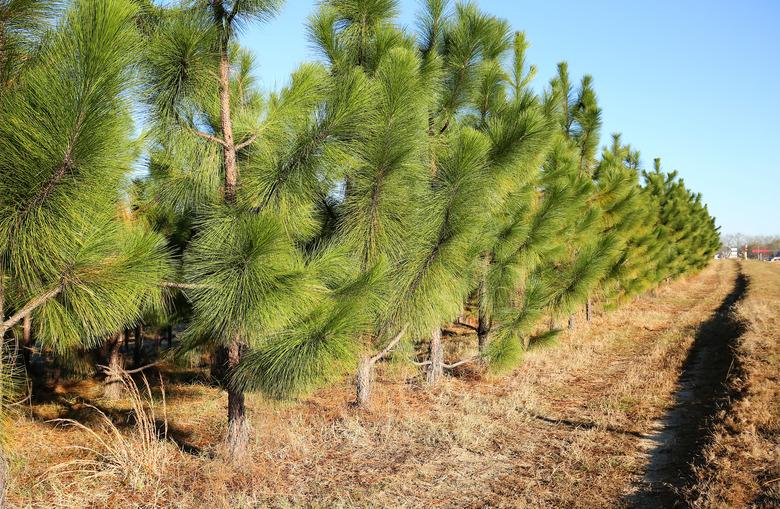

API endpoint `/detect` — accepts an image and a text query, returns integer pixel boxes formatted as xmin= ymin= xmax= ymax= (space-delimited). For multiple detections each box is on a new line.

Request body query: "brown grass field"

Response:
xmin=5 ymin=260 xmax=779 ymax=508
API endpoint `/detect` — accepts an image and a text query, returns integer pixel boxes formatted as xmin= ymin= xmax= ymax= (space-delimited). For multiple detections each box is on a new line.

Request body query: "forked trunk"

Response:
xmin=355 ymin=355 xmax=373 ymax=407
xmin=225 ymin=338 xmax=249 ymax=459
xmin=104 ymin=334 xmax=124 ymax=400
xmin=426 ymin=327 xmax=444 ymax=385
xmin=353 ymin=328 xmax=407 ymax=407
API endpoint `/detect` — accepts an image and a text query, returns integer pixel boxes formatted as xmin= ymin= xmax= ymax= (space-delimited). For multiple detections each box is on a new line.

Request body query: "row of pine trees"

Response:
xmin=0 ymin=0 xmax=720 ymax=458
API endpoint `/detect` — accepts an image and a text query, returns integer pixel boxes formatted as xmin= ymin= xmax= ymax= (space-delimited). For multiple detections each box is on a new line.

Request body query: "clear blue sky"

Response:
xmin=239 ymin=0 xmax=780 ymax=236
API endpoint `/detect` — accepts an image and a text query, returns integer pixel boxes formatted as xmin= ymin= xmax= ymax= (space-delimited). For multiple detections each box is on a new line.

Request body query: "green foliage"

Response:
xmin=243 ymin=63 xmax=374 ymax=240
xmin=230 ymin=260 xmax=386 ymax=398
xmin=0 ymin=0 xmax=173 ymax=356
xmin=483 ymin=332 xmax=523 ymax=374
xmin=386 ymin=126 xmax=492 ymax=338
xmin=180 ymin=208 xmax=315 ymax=349
xmin=485 ymin=276 xmax=554 ymax=372
xmin=0 ymin=0 xmax=58 ymax=89
xmin=336 ymin=46 xmax=429 ymax=268
xmin=526 ymin=329 xmax=562 ymax=351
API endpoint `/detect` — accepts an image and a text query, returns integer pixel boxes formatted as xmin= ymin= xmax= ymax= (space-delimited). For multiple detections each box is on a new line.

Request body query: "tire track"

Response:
xmin=630 ymin=263 xmax=748 ymax=508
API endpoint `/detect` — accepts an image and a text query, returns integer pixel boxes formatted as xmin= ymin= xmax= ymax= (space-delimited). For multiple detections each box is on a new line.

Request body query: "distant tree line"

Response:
xmin=721 ymin=233 xmax=780 ymax=254
xmin=0 ymin=0 xmax=721 ymax=460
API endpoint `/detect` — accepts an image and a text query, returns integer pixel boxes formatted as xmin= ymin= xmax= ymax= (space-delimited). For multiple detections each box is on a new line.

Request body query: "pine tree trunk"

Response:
xmin=477 ymin=272 xmax=491 ymax=353
xmin=166 ymin=325 xmax=173 ymax=348
xmin=104 ymin=334 xmax=124 ymax=400
xmin=22 ymin=314 xmax=32 ymax=371
xmin=225 ymin=338 xmax=249 ymax=459
xmin=477 ymin=313 xmax=491 ymax=354
xmin=211 ymin=346 xmax=228 ymax=382
xmin=585 ymin=298 xmax=592 ymax=322
xmin=218 ymin=37 xmax=238 ymax=202
xmin=426 ymin=327 xmax=444 ymax=385
xmin=355 ymin=355 xmax=373 ymax=408
xmin=133 ymin=324 xmax=143 ymax=366
xmin=568 ymin=314 xmax=575 ymax=330
xmin=213 ymin=11 xmax=249 ymax=458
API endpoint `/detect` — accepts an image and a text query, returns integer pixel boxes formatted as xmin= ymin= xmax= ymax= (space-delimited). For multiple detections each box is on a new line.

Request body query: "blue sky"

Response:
xmin=240 ymin=0 xmax=780 ymax=236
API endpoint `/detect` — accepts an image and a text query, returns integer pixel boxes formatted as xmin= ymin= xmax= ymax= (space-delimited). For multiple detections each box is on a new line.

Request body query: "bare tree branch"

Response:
xmin=455 ymin=318 xmax=478 ymax=331
xmin=443 ymin=356 xmax=479 ymax=370
xmin=0 ymin=286 xmax=62 ymax=335
xmin=99 ymin=361 xmax=163 ymax=375
xmin=235 ymin=133 xmax=257 ymax=151
xmin=370 ymin=325 xmax=409 ymax=364
xmin=161 ymin=281 xmax=211 ymax=290
xmin=189 ymin=127 xmax=227 ymax=148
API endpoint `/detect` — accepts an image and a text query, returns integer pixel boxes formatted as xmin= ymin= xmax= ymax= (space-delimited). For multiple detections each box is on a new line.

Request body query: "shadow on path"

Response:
xmin=628 ymin=266 xmax=748 ymax=508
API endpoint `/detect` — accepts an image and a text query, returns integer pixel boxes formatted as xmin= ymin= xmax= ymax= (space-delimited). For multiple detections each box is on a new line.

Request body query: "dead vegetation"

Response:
xmin=7 ymin=261 xmax=777 ymax=508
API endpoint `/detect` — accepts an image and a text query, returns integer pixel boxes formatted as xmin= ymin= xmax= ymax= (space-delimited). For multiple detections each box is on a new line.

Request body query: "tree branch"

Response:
xmin=189 ymin=127 xmax=227 ymax=148
xmin=443 ymin=356 xmax=479 ymax=370
xmin=235 ymin=133 xmax=257 ymax=151
xmin=0 ymin=286 xmax=62 ymax=334
xmin=455 ymin=319 xmax=478 ymax=332
xmin=370 ymin=325 xmax=408 ymax=364
xmin=161 ymin=281 xmax=211 ymax=290
xmin=99 ymin=361 xmax=162 ymax=375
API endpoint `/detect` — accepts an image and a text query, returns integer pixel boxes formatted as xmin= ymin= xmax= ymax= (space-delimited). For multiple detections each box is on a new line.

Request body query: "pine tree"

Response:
xmin=588 ymin=134 xmax=651 ymax=310
xmin=230 ymin=0 xmax=431 ymax=406
xmin=642 ymin=159 xmax=721 ymax=283
xmin=144 ymin=0 xmax=394 ymax=454
xmin=479 ymin=64 xmax=613 ymax=370
xmin=0 ymin=0 xmax=171 ymax=359
xmin=231 ymin=0 xmax=535 ymax=401
xmin=143 ymin=0 xmax=313 ymax=458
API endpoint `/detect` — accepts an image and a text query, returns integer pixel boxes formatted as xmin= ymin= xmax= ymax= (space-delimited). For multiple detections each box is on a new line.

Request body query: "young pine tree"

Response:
xmin=0 ymin=0 xmax=172 ymax=402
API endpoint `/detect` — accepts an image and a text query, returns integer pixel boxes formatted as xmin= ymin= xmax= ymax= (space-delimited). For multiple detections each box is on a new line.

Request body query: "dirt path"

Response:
xmin=630 ymin=266 xmax=748 ymax=507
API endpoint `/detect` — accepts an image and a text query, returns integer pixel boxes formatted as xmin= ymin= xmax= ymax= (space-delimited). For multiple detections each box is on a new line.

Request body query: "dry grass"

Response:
xmin=688 ymin=261 xmax=780 ymax=508
xmin=30 ymin=374 xmax=182 ymax=508
xmin=5 ymin=262 xmax=755 ymax=508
